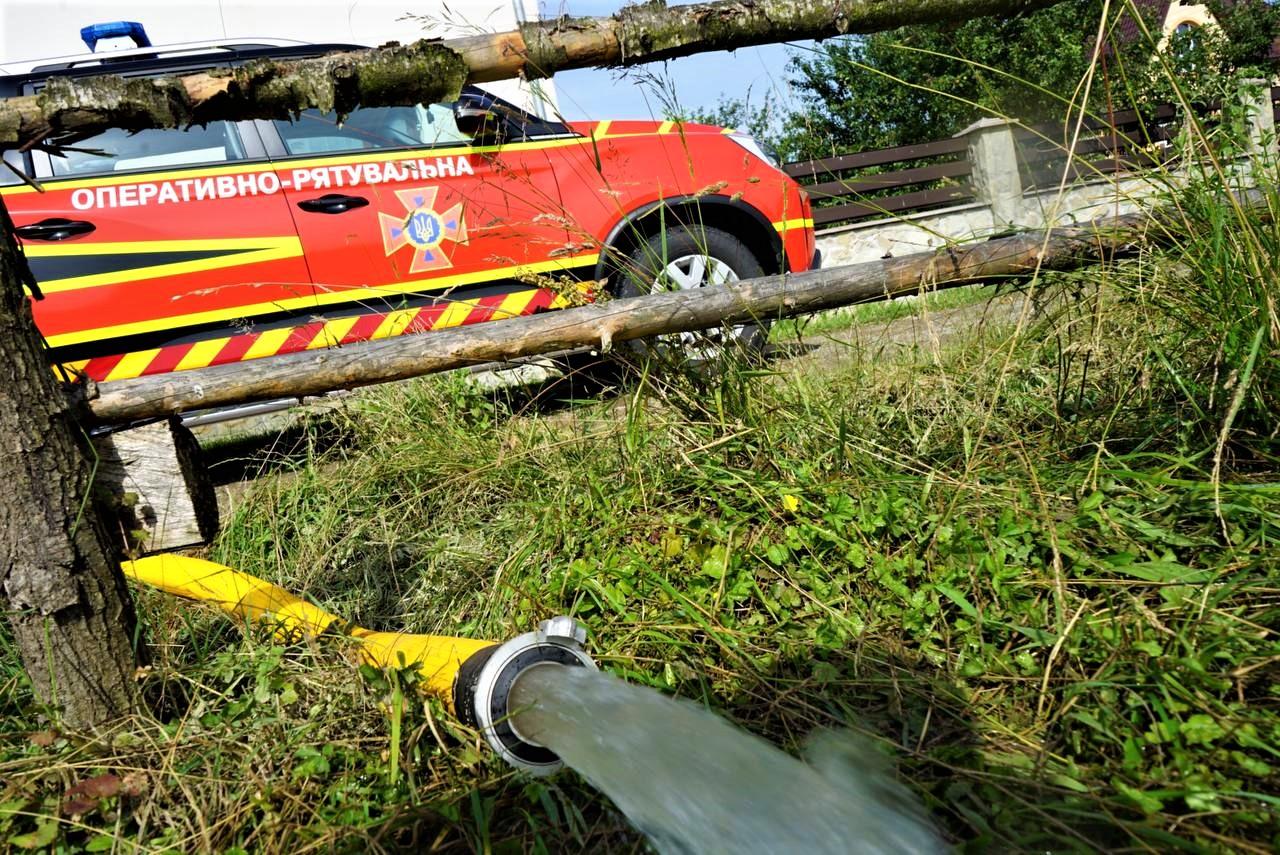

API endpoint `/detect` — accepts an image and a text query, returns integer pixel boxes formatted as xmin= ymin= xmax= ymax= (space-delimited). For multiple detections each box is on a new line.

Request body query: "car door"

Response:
xmin=6 ymin=119 xmax=316 ymax=382
xmin=263 ymin=93 xmax=599 ymax=347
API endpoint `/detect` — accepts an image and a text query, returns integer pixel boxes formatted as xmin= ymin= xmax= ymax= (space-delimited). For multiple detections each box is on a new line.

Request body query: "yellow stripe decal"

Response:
xmin=371 ymin=308 xmax=419 ymax=342
xmin=43 ymin=253 xmax=600 ymax=349
xmin=105 ymin=349 xmax=161 ymax=381
xmin=175 ymin=337 xmax=230 ymax=372
xmin=23 ymin=237 xmax=299 ymax=257
xmin=58 ymin=359 xmax=89 ymax=377
xmin=657 ymin=121 xmax=676 ymax=135
xmin=309 ymin=253 xmax=599 ymax=313
xmin=92 ymin=286 xmax=561 ymax=379
xmin=433 ymin=299 xmax=474 ymax=330
xmin=306 ymin=316 xmax=360 ymax=350
xmin=28 ymin=237 xmax=305 ymax=295
xmin=592 ymin=121 xmax=612 ymax=140
xmin=494 ymin=290 xmax=536 ymax=320
xmin=771 ymin=218 xmax=815 ymax=232
xmin=242 ymin=327 xmax=294 ymax=361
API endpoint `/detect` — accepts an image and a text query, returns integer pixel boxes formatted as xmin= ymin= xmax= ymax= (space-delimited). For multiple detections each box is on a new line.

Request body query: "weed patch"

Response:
xmin=5 ymin=235 xmax=1275 ymax=850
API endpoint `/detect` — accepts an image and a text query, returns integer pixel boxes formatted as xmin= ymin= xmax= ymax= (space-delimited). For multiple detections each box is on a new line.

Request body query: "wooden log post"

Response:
xmin=91 ymin=418 xmax=219 ymax=554
xmin=87 ymin=211 xmax=1161 ymax=423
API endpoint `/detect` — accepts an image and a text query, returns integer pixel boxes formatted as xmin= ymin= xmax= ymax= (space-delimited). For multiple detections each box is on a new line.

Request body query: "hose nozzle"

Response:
xmin=454 ymin=616 xmax=597 ymax=775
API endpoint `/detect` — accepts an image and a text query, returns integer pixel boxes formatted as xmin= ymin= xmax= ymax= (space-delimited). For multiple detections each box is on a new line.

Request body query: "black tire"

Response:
xmin=612 ymin=225 xmax=769 ymax=363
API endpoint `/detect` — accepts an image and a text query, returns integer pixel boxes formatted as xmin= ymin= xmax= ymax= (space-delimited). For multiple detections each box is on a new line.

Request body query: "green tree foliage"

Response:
xmin=1124 ymin=0 xmax=1280 ymax=109
xmin=683 ymin=90 xmax=783 ymax=143
xmin=778 ymin=0 xmax=1106 ymax=160
xmin=1207 ymin=0 xmax=1280 ymax=70
xmin=773 ymin=0 xmax=1280 ymax=161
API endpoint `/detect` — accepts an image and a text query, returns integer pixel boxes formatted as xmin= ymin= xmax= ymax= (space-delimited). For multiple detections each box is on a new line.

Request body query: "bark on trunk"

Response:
xmin=0 ymin=0 xmax=1068 ymax=151
xmin=88 ymin=212 xmax=1149 ymax=423
xmin=0 ymin=200 xmax=141 ymax=728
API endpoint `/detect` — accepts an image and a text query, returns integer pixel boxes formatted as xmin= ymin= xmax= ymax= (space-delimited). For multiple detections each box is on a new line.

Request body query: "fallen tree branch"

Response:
xmin=88 ymin=210 xmax=1160 ymax=423
xmin=1 ymin=0 xmax=1068 ymax=151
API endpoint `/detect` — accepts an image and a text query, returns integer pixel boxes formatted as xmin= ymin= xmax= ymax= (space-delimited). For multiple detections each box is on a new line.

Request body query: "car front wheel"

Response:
xmin=614 ymin=225 xmax=768 ymax=364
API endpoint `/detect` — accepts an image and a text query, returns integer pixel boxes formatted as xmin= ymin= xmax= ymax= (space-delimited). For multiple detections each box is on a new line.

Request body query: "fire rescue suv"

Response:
xmin=0 ymin=22 xmax=816 ymax=385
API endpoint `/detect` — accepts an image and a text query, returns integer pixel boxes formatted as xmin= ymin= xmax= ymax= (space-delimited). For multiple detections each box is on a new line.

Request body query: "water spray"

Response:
xmin=123 ymin=555 xmax=595 ymax=775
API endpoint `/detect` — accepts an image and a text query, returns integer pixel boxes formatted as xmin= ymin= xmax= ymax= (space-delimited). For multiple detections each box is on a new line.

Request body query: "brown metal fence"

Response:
xmin=782 ymin=137 xmax=973 ymax=226
xmin=783 ymin=100 xmax=1207 ymax=229
xmin=1016 ymin=104 xmax=1182 ymax=189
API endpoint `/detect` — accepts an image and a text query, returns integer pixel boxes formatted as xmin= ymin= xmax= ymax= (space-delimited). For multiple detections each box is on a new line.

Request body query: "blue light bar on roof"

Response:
xmin=80 ymin=21 xmax=152 ymax=52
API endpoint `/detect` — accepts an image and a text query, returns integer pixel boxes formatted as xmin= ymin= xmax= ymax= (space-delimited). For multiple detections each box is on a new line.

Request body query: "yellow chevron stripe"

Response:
xmin=43 ymin=253 xmax=600 ymax=349
xmin=592 ymin=121 xmax=612 ymax=140
xmin=547 ymin=282 xmax=595 ymax=310
xmin=23 ymin=237 xmax=300 ymax=257
xmin=243 ymin=327 xmax=294 ymax=361
xmin=371 ymin=308 xmax=420 ymax=342
xmin=58 ymin=359 xmax=89 ymax=378
xmin=433 ymin=299 xmax=475 ymax=331
xmin=88 ymin=286 xmax=556 ymax=380
xmin=28 ymin=237 xmax=305 ymax=295
xmin=175 ymin=337 xmax=231 ymax=372
xmin=309 ymin=253 xmax=599 ymax=314
xmin=105 ymin=349 xmax=161 ymax=381
xmin=306 ymin=316 xmax=360 ymax=350
xmin=494 ymin=290 xmax=536 ymax=320
xmin=657 ymin=121 xmax=676 ymax=135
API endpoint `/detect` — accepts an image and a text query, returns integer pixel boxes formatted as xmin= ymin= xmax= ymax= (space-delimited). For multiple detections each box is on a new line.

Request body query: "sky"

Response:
xmin=545 ymin=0 xmax=806 ymax=122
xmin=0 ymin=0 xmax=817 ymax=124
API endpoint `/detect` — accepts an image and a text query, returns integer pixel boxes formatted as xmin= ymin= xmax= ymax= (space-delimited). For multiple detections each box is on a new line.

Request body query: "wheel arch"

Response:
xmin=594 ymin=195 xmax=785 ymax=286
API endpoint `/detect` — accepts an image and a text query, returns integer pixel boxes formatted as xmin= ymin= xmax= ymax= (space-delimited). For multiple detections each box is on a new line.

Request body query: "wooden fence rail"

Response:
xmin=782 ymin=99 xmax=1218 ymax=229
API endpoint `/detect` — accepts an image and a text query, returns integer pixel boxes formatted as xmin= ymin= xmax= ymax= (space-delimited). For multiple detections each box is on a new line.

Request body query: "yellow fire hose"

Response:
xmin=123 ymin=555 xmax=596 ymax=774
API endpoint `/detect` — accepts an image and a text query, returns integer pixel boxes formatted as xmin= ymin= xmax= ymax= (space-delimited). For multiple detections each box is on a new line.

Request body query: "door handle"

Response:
xmin=14 ymin=218 xmax=96 ymax=241
xmin=297 ymin=194 xmax=369 ymax=214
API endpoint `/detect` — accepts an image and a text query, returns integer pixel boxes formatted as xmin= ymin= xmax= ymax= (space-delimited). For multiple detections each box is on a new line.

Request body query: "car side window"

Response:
xmin=1 ymin=150 xmax=26 ymax=186
xmin=46 ymin=122 xmax=247 ymax=177
xmin=272 ymin=104 xmax=470 ymax=156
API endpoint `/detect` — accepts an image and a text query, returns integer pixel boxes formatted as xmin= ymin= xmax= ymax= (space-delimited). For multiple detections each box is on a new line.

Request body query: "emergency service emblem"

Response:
xmin=379 ymin=187 xmax=467 ymax=274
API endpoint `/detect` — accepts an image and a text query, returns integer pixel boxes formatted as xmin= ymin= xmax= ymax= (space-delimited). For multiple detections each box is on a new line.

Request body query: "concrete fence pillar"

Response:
xmin=1239 ymin=78 xmax=1276 ymax=161
xmin=961 ymin=118 xmax=1024 ymax=231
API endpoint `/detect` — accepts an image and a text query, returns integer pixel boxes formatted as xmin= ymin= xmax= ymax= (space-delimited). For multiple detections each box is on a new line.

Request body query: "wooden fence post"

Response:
xmin=962 ymin=118 xmax=1025 ymax=231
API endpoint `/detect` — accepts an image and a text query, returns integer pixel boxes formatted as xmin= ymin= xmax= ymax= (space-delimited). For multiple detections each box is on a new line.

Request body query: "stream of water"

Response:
xmin=509 ymin=665 xmax=942 ymax=854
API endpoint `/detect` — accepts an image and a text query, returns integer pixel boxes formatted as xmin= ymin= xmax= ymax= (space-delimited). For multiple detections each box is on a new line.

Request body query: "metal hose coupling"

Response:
xmin=453 ymin=616 xmax=597 ymax=775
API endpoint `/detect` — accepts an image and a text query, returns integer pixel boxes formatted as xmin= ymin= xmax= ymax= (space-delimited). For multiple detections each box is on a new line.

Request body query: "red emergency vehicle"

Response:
xmin=0 ymin=25 xmax=816 ymax=383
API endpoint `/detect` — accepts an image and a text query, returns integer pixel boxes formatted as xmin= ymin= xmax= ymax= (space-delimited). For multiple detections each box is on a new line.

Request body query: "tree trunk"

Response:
xmin=0 ymin=200 xmax=141 ymax=728
xmin=0 ymin=0 xmax=1069 ymax=151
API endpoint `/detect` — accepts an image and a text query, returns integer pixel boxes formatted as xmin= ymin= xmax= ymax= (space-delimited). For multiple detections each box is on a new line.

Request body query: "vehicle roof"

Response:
xmin=0 ymin=41 xmax=366 ymax=97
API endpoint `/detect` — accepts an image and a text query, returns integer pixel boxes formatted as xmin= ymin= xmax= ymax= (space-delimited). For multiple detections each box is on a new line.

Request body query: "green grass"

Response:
xmin=3 ymin=110 xmax=1280 ymax=855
